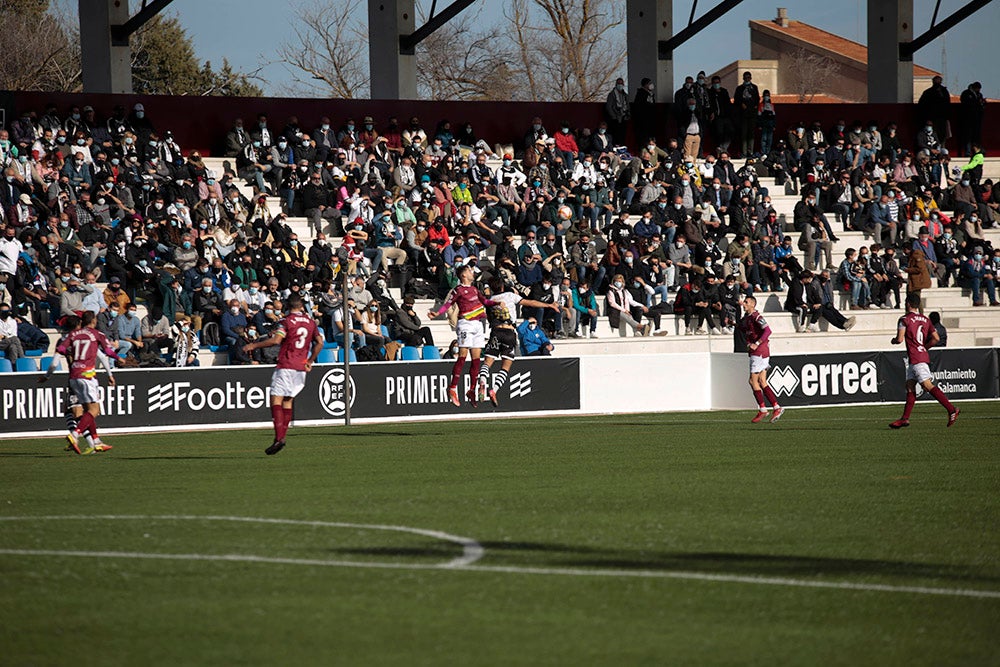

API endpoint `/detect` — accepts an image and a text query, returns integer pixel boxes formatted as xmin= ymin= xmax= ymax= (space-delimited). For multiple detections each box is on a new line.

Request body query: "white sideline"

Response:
xmin=1 ymin=515 xmax=998 ymax=600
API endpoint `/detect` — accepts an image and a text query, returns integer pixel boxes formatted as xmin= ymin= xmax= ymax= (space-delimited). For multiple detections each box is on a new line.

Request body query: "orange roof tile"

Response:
xmin=751 ymin=19 xmax=940 ymax=77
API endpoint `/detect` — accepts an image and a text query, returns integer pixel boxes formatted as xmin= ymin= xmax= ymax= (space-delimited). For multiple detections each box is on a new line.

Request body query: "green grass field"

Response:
xmin=1 ymin=402 xmax=999 ymax=666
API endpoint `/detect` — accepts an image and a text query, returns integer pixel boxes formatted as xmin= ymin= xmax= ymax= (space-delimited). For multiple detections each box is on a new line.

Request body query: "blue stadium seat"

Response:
xmin=380 ymin=324 xmax=390 ymax=338
xmin=39 ymin=356 xmax=60 ymax=372
xmin=24 ymin=349 xmax=43 ymax=357
xmin=336 ymin=348 xmax=358 ymax=363
xmin=323 ymin=341 xmax=340 ymax=350
xmin=316 ymin=348 xmax=337 ymax=364
xmin=0 ymin=359 xmax=12 ymax=373
xmin=422 ymin=346 xmax=442 ymax=360
xmin=401 ymin=347 xmax=421 ymax=361
xmin=15 ymin=358 xmax=38 ymax=372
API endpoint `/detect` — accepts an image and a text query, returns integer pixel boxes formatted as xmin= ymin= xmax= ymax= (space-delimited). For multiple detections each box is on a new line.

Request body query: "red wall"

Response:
xmin=3 ymin=91 xmax=995 ymax=157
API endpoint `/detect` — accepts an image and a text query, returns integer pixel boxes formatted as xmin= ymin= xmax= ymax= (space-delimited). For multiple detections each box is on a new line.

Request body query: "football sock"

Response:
xmin=477 ymin=363 xmax=490 ymax=386
xmin=928 ymin=386 xmax=955 ymax=413
xmin=271 ymin=404 xmax=286 ymax=442
xmin=493 ymin=369 xmax=509 ymax=391
xmin=469 ymin=357 xmax=481 ymax=389
xmin=901 ymin=390 xmax=916 ymax=421
xmin=283 ymin=406 xmax=293 ymax=433
xmin=752 ymin=389 xmax=766 ymax=409
xmin=763 ymin=386 xmax=780 ymax=408
xmin=449 ymin=357 xmax=465 ymax=389
xmin=76 ymin=412 xmax=95 ymax=438
xmin=66 ymin=413 xmax=78 ymax=434
xmin=84 ymin=434 xmax=95 ymax=449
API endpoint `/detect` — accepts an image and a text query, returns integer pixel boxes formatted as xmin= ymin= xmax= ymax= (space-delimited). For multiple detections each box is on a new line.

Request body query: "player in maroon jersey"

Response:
xmin=889 ymin=292 xmax=959 ymax=428
xmin=40 ymin=312 xmax=121 ymax=454
xmin=243 ymin=295 xmax=325 ymax=455
xmin=738 ymin=295 xmax=785 ymax=423
xmin=428 ymin=265 xmax=495 ymax=407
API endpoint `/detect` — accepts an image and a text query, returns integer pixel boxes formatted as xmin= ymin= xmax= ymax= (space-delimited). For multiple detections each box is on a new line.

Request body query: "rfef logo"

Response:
xmin=319 ymin=368 xmax=356 ymax=417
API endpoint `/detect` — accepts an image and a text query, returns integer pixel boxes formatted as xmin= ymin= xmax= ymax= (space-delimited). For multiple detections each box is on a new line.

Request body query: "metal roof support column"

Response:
xmin=80 ymin=0 xmax=133 ymax=93
xmin=867 ymin=0 xmax=914 ymax=103
xmin=369 ymin=0 xmax=417 ymax=100
xmin=627 ymin=0 xmax=673 ymax=103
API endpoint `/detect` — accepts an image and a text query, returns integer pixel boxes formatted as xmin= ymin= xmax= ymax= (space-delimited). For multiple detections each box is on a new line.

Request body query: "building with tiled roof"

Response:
xmin=711 ymin=7 xmax=940 ymax=103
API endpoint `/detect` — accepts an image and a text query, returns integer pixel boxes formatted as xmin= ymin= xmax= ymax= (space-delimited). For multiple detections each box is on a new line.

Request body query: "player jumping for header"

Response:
xmin=889 ymin=292 xmax=959 ymax=429
xmin=243 ymin=295 xmax=325 ymax=455
xmin=738 ymin=295 xmax=784 ymax=423
xmin=478 ymin=276 xmax=560 ymax=406
xmin=40 ymin=312 xmax=121 ymax=455
xmin=428 ymin=265 xmax=495 ymax=407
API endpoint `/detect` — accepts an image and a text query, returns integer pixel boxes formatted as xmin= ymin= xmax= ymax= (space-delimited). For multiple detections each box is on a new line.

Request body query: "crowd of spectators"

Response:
xmin=0 ymin=76 xmax=995 ymax=366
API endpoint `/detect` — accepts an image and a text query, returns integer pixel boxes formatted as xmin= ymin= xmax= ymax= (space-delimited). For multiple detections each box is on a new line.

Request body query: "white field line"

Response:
xmin=1 ymin=548 xmax=998 ymax=601
xmin=0 ymin=515 xmax=483 ymax=568
xmin=1 ymin=515 xmax=998 ymax=600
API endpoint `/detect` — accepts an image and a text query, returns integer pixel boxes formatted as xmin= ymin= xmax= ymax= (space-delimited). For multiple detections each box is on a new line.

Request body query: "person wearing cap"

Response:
xmin=127 ymin=103 xmax=154 ymax=145
xmin=55 ymin=273 xmax=89 ymax=317
xmin=911 ymin=225 xmax=938 ymax=277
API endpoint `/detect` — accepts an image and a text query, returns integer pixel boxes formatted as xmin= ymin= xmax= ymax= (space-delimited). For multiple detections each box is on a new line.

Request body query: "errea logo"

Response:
xmin=768 ymin=366 xmax=800 ymax=397
xmin=770 ymin=361 xmax=878 ymax=398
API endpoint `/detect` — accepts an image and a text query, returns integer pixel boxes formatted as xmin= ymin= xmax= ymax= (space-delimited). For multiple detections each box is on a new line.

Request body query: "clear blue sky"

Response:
xmin=172 ymin=0 xmax=999 ymax=98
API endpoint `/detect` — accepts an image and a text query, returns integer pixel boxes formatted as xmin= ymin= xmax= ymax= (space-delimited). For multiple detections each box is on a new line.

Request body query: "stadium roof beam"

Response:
xmin=370 ymin=0 xmax=478 ymax=99
xmin=80 ymin=0 xmax=177 ymax=94
xmin=399 ymin=0 xmax=478 ymax=55
xmin=899 ymin=0 xmax=993 ymax=59
xmin=657 ymin=0 xmax=745 ymax=59
xmin=110 ymin=0 xmax=176 ymax=46
xmin=629 ymin=0 xmax=743 ymax=104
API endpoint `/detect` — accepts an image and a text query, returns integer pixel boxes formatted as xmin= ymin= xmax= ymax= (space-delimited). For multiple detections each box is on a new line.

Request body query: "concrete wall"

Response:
xmin=4 ymin=90 xmax=998 ymax=160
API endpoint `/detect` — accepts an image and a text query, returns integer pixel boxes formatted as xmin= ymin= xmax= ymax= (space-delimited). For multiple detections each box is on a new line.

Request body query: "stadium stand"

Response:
xmin=2 ymin=97 xmax=999 ymax=370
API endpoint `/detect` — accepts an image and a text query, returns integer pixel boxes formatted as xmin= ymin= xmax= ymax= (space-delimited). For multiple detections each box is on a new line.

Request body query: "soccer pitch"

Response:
xmin=2 ymin=403 xmax=998 ymax=666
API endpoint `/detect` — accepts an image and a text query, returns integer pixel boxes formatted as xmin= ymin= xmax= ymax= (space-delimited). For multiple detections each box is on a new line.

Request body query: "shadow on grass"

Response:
xmin=326 ymin=540 xmax=998 ymax=585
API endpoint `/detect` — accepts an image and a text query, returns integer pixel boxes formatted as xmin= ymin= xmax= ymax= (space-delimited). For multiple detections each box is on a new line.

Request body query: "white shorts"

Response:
xmin=456 ymin=318 xmax=486 ymax=349
xmin=906 ymin=362 xmax=932 ymax=383
xmin=69 ymin=378 xmax=100 ymax=405
xmin=749 ymin=355 xmax=770 ymax=374
xmin=270 ymin=368 xmax=307 ymax=398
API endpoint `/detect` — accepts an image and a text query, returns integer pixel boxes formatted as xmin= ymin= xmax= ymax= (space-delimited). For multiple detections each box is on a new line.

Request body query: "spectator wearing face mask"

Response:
xmin=606 ymin=273 xmax=650 ymax=337
xmin=141 ymin=305 xmax=175 ymax=359
xmin=220 ymin=299 xmax=248 ymax=349
xmin=0 ymin=303 xmax=25 ymax=362
xmin=965 ymin=246 xmax=998 ymax=307
xmin=517 ymin=316 xmax=554 ymax=356
xmin=191 ymin=278 xmax=223 ymax=331
xmin=115 ymin=303 xmax=143 ymax=361
xmin=172 ymin=316 xmax=200 ymax=367
xmin=102 ymin=276 xmax=131 ymax=312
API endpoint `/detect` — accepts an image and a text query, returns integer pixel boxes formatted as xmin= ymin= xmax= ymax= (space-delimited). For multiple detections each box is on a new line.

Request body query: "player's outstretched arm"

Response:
xmin=244 ymin=332 xmax=282 ymax=353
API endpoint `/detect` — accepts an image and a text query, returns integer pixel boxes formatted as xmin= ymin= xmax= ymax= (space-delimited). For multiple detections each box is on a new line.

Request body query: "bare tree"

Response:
xmin=783 ymin=47 xmax=844 ymax=103
xmin=416 ymin=9 xmax=518 ymax=101
xmin=0 ymin=0 xmax=81 ymax=91
xmin=504 ymin=0 xmax=626 ymax=102
xmin=276 ymin=0 xmax=369 ymax=98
